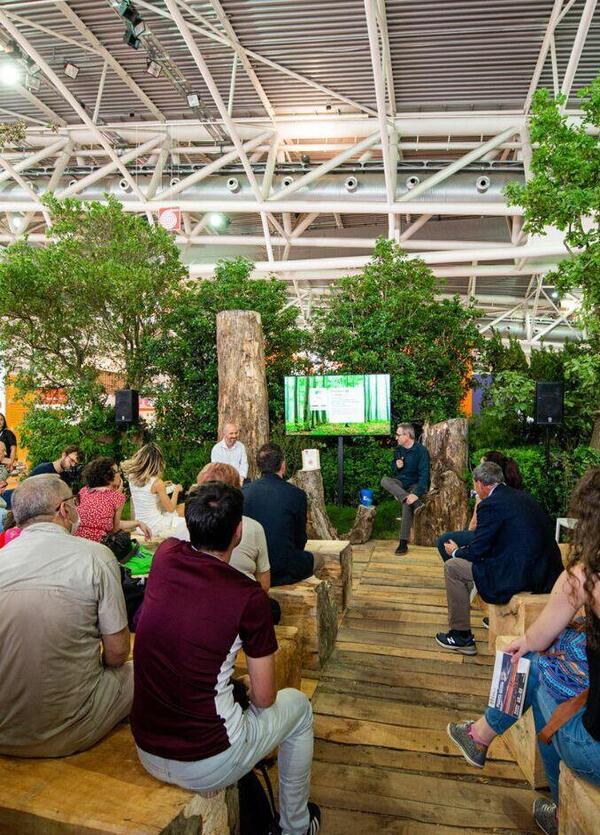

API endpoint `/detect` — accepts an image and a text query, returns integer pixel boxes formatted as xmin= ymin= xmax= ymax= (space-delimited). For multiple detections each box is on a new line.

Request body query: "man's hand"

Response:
xmin=444 ymin=539 xmax=458 ymax=556
xmin=405 ymin=493 xmax=419 ymax=505
xmin=395 ymin=458 xmax=404 ymax=469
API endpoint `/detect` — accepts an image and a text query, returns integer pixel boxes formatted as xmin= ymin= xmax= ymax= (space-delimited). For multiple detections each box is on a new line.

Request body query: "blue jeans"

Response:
xmin=484 ymin=653 xmax=600 ymax=802
xmin=437 ymin=529 xmax=475 ymax=561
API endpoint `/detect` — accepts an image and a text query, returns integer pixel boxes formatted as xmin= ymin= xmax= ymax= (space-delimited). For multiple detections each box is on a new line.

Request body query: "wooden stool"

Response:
xmin=496 ymin=635 xmax=547 ymax=789
xmin=488 ymin=593 xmax=551 ymax=652
xmin=270 ymin=577 xmax=338 ymax=671
xmin=307 ymin=538 xmax=353 ymax=611
xmin=236 ymin=625 xmax=302 ymax=692
xmin=559 ymin=763 xmax=600 ymax=834
xmin=0 ymin=724 xmax=239 ymax=834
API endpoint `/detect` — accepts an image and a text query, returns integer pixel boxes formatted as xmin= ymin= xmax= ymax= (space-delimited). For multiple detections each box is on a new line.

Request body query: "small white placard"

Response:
xmin=302 ymin=449 xmax=321 ymax=471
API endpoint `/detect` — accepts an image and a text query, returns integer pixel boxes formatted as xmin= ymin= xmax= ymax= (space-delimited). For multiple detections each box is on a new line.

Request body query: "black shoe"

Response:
xmin=394 ymin=540 xmax=408 ymax=555
xmin=533 ymin=798 xmax=557 ymax=835
xmin=305 ymin=802 xmax=321 ymax=834
xmin=482 ymin=616 xmax=489 ymax=629
xmin=435 ymin=630 xmax=477 ymax=655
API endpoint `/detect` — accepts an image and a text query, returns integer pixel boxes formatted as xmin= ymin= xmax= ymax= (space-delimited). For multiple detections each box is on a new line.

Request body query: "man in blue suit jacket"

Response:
xmin=243 ymin=443 xmax=323 ymax=587
xmin=436 ymin=461 xmax=563 ymax=656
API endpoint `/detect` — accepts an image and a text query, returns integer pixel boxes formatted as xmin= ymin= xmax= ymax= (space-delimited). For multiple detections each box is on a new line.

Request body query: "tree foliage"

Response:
xmin=0 ymin=195 xmax=186 ymax=393
xmin=150 ymin=257 xmax=308 ymax=444
xmin=312 ymin=238 xmax=483 ymax=424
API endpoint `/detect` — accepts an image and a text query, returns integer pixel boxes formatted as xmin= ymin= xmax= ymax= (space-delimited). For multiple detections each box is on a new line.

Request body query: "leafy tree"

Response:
xmin=481 ymin=331 xmax=528 ymax=374
xmin=0 ymin=195 xmax=186 ymax=394
xmin=312 ymin=238 xmax=483 ymax=425
xmin=151 ymin=257 xmax=307 ymax=445
xmin=505 ymin=76 xmax=600 ymax=445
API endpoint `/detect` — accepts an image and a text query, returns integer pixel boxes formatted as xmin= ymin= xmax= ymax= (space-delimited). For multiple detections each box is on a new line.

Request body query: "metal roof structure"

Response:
xmin=0 ymin=0 xmax=598 ymax=343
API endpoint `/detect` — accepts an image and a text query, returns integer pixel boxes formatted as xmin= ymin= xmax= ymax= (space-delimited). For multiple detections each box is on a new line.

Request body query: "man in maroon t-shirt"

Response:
xmin=131 ymin=481 xmax=320 ymax=835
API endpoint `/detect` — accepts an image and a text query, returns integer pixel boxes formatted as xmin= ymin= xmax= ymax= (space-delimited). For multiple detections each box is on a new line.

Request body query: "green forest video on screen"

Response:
xmin=285 ymin=374 xmax=391 ymax=436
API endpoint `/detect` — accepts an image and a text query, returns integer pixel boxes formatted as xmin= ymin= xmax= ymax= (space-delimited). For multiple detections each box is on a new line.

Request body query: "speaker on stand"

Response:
xmin=115 ymin=389 xmax=139 ymax=426
xmin=535 ymin=382 xmax=564 ymax=464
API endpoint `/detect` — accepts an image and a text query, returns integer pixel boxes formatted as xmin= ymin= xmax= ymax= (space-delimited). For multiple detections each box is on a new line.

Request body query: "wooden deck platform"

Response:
xmin=309 ymin=542 xmax=539 ymax=834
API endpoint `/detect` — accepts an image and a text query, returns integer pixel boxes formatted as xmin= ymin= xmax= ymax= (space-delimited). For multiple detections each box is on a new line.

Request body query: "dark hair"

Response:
xmin=0 ymin=413 xmax=7 ymax=431
xmin=2 ymin=510 xmax=15 ymax=531
xmin=185 ymin=481 xmax=243 ymax=551
xmin=82 ymin=456 xmax=117 ymax=488
xmin=101 ymin=530 xmax=135 ymax=563
xmin=566 ymin=468 xmax=600 ymax=643
xmin=257 ymin=442 xmax=284 ymax=475
xmin=63 ymin=444 xmax=83 ymax=460
xmin=483 ymin=450 xmax=523 ymax=490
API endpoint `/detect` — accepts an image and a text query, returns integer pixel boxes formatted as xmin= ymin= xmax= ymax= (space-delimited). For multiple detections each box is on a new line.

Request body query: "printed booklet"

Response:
xmin=488 ymin=651 xmax=531 ymax=719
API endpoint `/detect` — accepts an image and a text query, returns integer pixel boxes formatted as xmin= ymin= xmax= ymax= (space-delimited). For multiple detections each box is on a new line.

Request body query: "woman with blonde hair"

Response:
xmin=122 ymin=443 xmax=187 ymax=540
xmin=447 ymin=467 xmax=600 ymax=835
xmin=196 ymin=462 xmax=270 ymax=592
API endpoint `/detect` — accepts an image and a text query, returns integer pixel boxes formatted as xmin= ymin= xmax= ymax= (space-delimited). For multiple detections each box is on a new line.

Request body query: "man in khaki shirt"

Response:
xmin=0 ymin=474 xmax=132 ymax=757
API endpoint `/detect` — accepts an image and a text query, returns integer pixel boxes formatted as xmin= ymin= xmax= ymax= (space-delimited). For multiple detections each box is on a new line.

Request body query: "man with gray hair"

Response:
xmin=436 ymin=461 xmax=562 ymax=655
xmin=381 ymin=423 xmax=430 ymax=555
xmin=0 ymin=474 xmax=132 ymax=757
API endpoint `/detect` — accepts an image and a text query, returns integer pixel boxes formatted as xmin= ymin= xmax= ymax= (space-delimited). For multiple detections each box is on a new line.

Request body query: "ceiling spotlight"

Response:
xmin=26 ymin=73 xmax=41 ymax=92
xmin=146 ymin=59 xmax=161 ymax=78
xmin=187 ymin=93 xmax=200 ymax=108
xmin=117 ymin=1 xmax=145 ymax=36
xmin=206 ymin=212 xmax=230 ymax=233
xmin=0 ymin=61 xmax=20 ymax=86
xmin=64 ymin=62 xmax=79 ymax=80
xmin=123 ymin=30 xmax=141 ymax=50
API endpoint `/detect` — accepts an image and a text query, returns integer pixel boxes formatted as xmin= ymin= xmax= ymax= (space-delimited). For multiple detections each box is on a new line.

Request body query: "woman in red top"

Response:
xmin=76 ymin=457 xmax=151 ymax=543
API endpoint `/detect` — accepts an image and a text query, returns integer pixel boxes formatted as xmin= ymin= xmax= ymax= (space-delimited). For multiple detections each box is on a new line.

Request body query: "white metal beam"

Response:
xmin=560 ymin=0 xmax=598 ymax=105
xmin=365 ymin=0 xmax=395 ymax=209
xmin=524 ymin=0 xmax=564 ymax=113
xmin=56 ymin=1 xmax=166 ymax=122
xmin=0 ymin=137 xmax=68 ymax=186
xmin=15 ymin=82 xmax=67 ymax=126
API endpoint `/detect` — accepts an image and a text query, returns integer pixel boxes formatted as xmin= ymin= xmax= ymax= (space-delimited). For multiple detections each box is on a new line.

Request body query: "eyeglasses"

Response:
xmin=56 ymin=494 xmax=80 ymax=511
xmin=65 ymin=455 xmax=79 ymax=467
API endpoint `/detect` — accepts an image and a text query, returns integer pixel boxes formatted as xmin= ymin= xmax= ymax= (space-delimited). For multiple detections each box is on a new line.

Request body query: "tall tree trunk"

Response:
xmin=216 ymin=311 xmax=269 ymax=480
xmin=590 ymin=412 xmax=600 ymax=451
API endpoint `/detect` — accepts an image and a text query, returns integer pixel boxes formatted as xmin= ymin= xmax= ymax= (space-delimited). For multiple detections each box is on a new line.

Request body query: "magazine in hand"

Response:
xmin=488 ymin=651 xmax=531 ymax=719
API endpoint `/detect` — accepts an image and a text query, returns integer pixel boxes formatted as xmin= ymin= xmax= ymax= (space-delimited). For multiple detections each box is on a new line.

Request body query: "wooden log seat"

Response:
xmin=0 ymin=724 xmax=239 ymax=835
xmin=236 ymin=625 xmax=302 ymax=693
xmin=270 ymin=577 xmax=338 ymax=671
xmin=559 ymin=763 xmax=600 ymax=834
xmin=488 ymin=592 xmax=551 ymax=652
xmin=496 ymin=635 xmax=548 ymax=789
xmin=308 ymin=538 xmax=353 ymax=611
xmin=348 ymin=504 xmax=376 ymax=546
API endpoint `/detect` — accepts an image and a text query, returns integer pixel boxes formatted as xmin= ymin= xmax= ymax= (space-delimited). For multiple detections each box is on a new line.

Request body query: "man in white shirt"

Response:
xmin=0 ymin=474 xmax=132 ymax=757
xmin=210 ymin=423 xmax=249 ymax=481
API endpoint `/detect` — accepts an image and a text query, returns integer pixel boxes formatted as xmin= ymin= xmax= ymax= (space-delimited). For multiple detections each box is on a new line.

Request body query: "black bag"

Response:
xmin=238 ymin=761 xmax=281 ymax=835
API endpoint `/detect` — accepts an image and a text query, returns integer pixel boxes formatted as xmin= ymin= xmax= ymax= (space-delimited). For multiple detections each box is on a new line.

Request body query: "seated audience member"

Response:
xmin=447 ymin=467 xmax=600 ymax=835
xmin=0 ymin=441 xmax=10 ymax=485
xmin=0 ymin=412 xmax=17 ymax=471
xmin=197 ymin=462 xmax=270 ymax=591
xmin=437 ymin=450 xmax=524 ymax=561
xmin=243 ymin=443 xmax=323 ymax=587
xmin=131 ymin=482 xmax=320 ymax=835
xmin=76 ymin=456 xmax=151 ymax=543
xmin=121 ymin=443 xmax=188 ymax=540
xmin=0 ymin=511 xmax=20 ymax=548
xmin=436 ymin=461 xmax=563 ymax=655
xmin=102 ymin=531 xmax=147 ymax=632
xmin=0 ymin=474 xmax=132 ymax=757
xmin=380 ymin=423 xmax=430 ymax=556
xmin=210 ymin=422 xmax=249 ymax=482
xmin=29 ymin=443 xmax=83 ymax=487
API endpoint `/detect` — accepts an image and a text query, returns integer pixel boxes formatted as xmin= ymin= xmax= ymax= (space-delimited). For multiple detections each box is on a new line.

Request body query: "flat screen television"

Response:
xmin=284 ymin=374 xmax=391 ymax=436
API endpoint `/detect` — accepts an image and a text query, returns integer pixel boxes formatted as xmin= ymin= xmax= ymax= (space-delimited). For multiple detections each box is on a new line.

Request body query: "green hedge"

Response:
xmin=471 ymin=445 xmax=600 ymax=516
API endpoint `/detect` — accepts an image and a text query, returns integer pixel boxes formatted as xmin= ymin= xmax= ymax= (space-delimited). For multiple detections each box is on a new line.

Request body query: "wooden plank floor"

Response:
xmin=310 ymin=541 xmax=539 ymax=834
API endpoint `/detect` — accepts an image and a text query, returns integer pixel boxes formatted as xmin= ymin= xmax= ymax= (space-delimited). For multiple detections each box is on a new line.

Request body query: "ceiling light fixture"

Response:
xmin=123 ymin=30 xmax=141 ymax=50
xmin=187 ymin=93 xmax=200 ymax=108
xmin=206 ymin=212 xmax=230 ymax=233
xmin=117 ymin=1 xmax=146 ymax=36
xmin=64 ymin=62 xmax=79 ymax=80
xmin=0 ymin=61 xmax=20 ymax=86
xmin=146 ymin=59 xmax=161 ymax=78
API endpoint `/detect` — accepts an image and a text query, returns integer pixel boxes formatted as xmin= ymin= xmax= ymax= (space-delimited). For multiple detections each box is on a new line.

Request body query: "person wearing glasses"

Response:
xmin=0 ymin=473 xmax=132 ymax=757
xmin=380 ymin=423 xmax=430 ymax=556
xmin=28 ymin=444 xmax=83 ymax=479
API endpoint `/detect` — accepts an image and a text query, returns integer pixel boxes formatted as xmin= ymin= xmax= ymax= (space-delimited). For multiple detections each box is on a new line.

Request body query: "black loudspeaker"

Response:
xmin=535 ymin=381 xmax=564 ymax=425
xmin=115 ymin=389 xmax=139 ymax=425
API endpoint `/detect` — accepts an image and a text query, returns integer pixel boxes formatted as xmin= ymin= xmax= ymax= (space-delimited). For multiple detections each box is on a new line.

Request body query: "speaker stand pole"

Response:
xmin=337 ymin=436 xmax=344 ymax=507
xmin=544 ymin=424 xmax=551 ymax=466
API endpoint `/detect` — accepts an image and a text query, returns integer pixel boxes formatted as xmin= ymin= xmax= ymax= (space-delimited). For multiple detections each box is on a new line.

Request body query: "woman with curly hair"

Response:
xmin=446 ymin=467 xmax=600 ymax=835
xmin=76 ymin=456 xmax=151 ymax=543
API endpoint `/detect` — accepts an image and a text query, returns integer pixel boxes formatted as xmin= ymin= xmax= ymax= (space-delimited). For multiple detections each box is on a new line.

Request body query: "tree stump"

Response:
xmin=216 ymin=311 xmax=269 ymax=480
xmin=412 ymin=417 xmax=469 ymax=546
xmin=270 ymin=577 xmax=338 ymax=670
xmin=308 ymin=539 xmax=353 ymax=611
xmin=289 ymin=468 xmax=337 ymax=540
xmin=348 ymin=504 xmax=376 ymax=545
